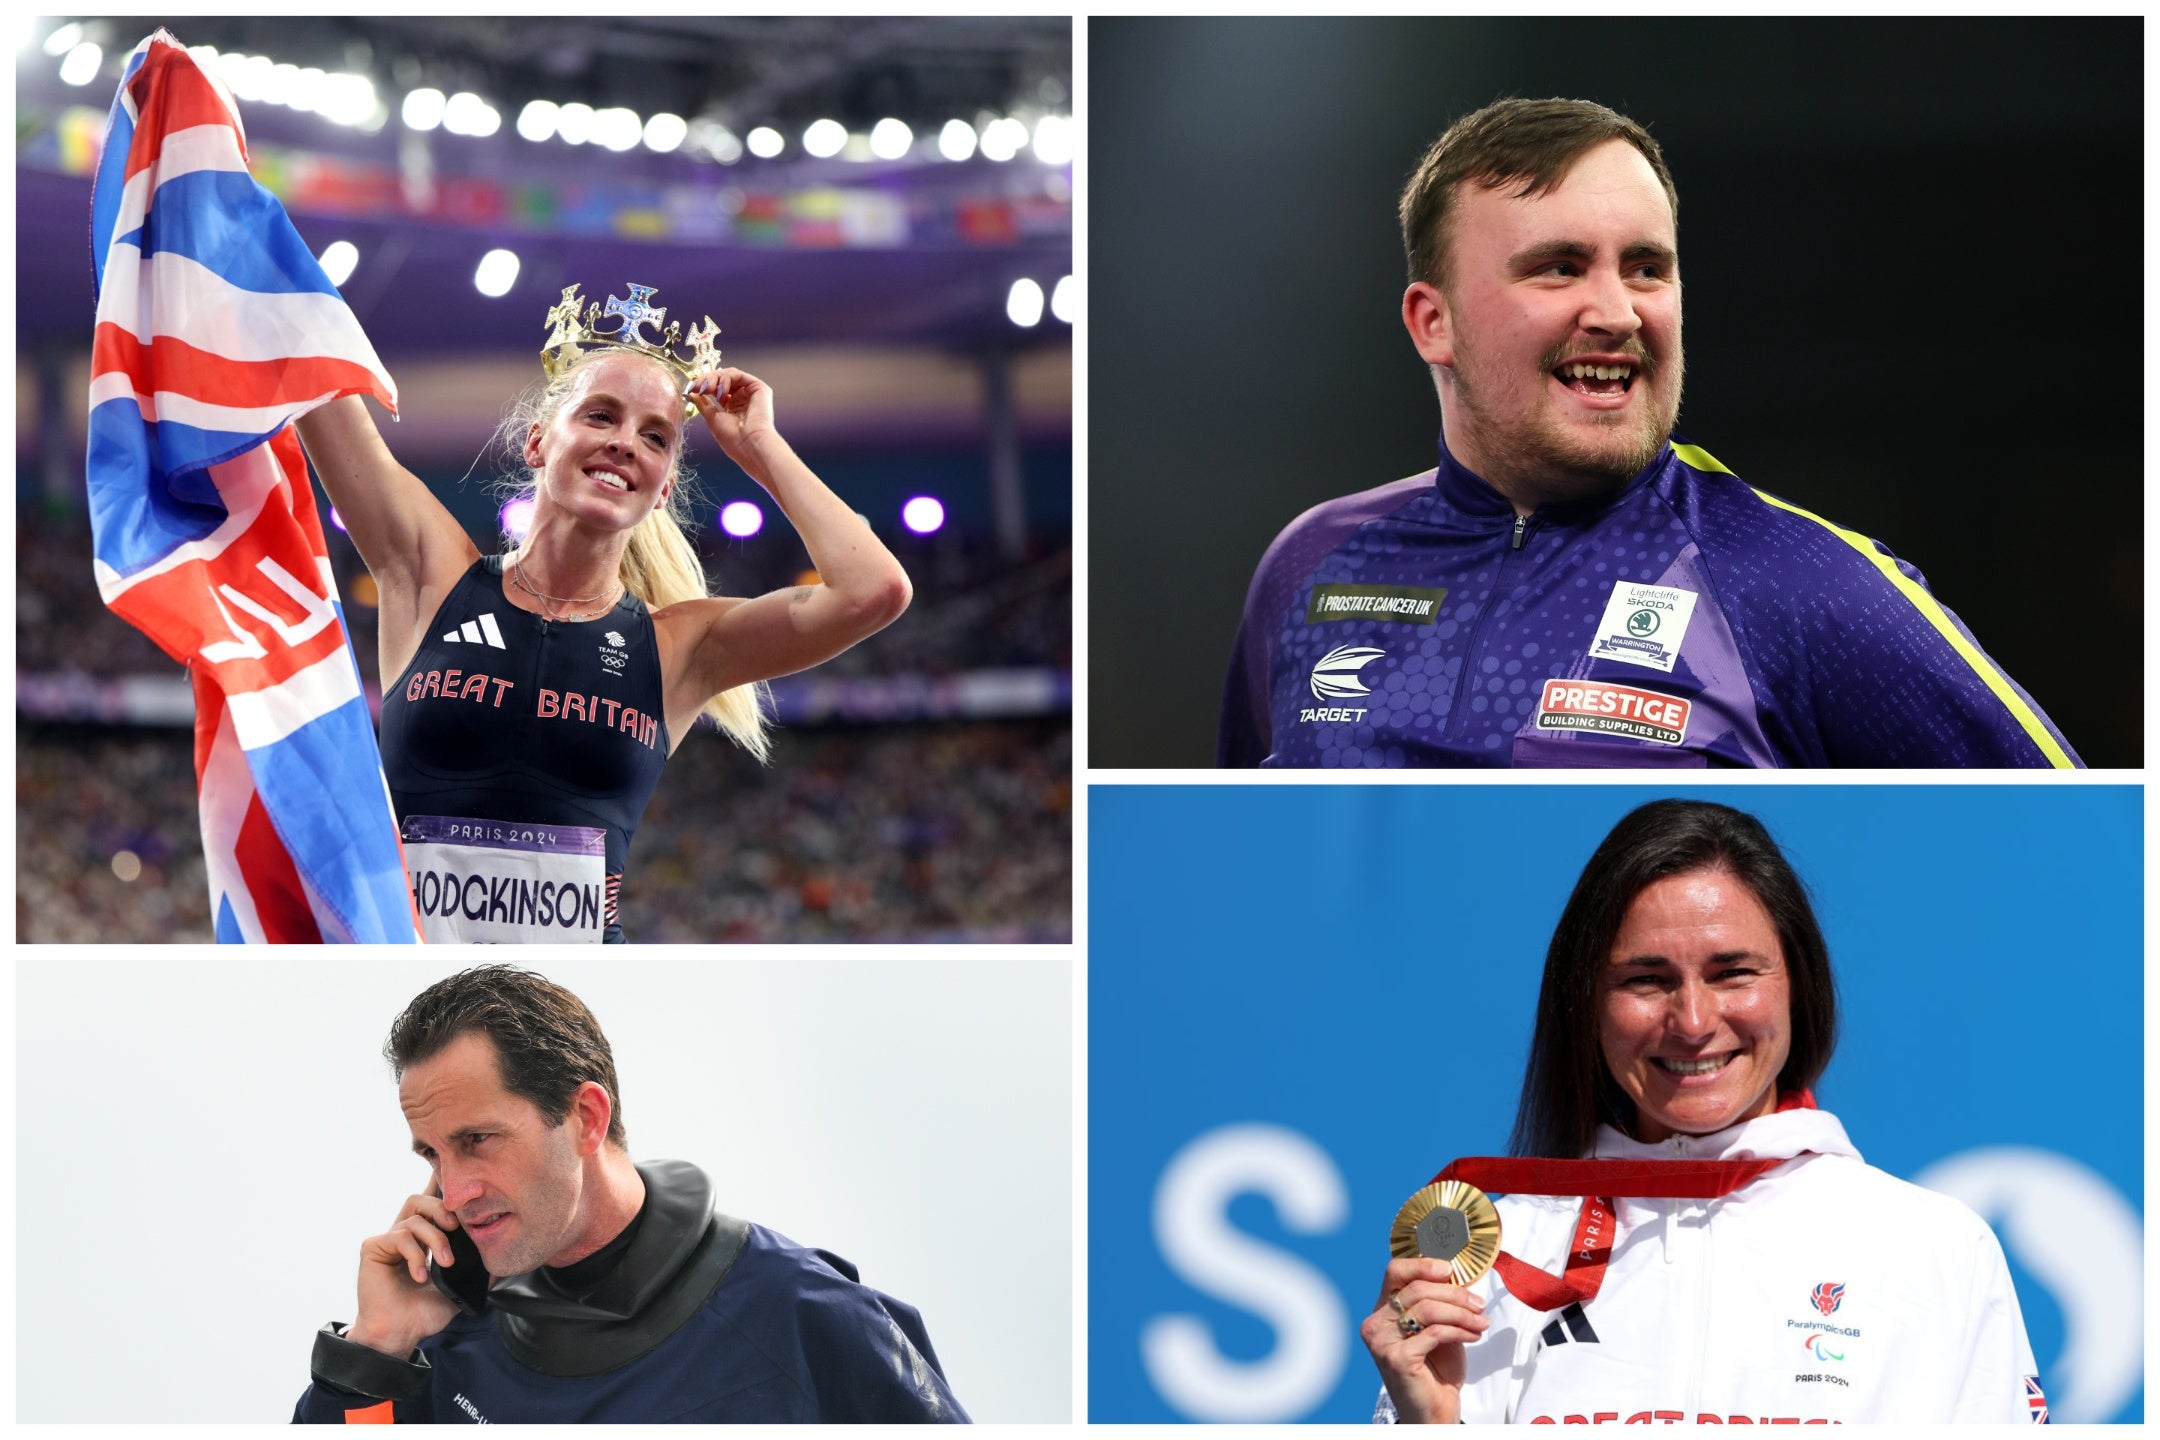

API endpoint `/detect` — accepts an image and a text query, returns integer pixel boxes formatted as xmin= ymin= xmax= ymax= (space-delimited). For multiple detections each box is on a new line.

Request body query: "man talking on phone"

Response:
xmin=294 ymin=965 xmax=968 ymax=1423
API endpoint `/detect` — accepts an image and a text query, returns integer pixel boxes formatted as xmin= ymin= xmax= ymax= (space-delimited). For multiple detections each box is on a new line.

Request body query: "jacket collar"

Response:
xmin=486 ymin=1158 xmax=750 ymax=1377
xmin=1431 ymin=428 xmax=1675 ymax=524
xmin=1590 ymin=1096 xmax=1862 ymax=1166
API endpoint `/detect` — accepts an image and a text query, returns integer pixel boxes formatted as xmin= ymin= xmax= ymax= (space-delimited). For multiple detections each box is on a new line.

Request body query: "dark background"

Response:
xmin=1090 ymin=17 xmax=2141 ymax=767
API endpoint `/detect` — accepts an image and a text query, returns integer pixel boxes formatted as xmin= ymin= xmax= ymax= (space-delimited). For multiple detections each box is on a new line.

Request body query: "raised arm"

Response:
xmin=295 ymin=396 xmax=480 ymax=677
xmin=657 ymin=368 xmax=911 ymax=718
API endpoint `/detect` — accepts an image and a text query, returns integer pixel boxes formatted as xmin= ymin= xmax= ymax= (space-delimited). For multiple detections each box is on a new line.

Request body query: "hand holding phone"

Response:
xmin=429 ymin=1204 xmax=492 ymax=1317
xmin=346 ymin=1192 xmax=466 ymax=1358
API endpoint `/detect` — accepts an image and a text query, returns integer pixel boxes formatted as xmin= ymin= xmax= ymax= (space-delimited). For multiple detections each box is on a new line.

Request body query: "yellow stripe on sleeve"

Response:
xmin=1745 ymin=487 xmax=2074 ymax=769
xmin=1669 ymin=442 xmax=1734 ymax=476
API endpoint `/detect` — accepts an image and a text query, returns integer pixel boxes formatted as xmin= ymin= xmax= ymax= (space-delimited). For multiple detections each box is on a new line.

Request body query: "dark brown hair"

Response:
xmin=1399 ymin=96 xmax=1679 ymax=289
xmin=1508 ymin=800 xmax=1837 ymax=1158
xmin=386 ymin=965 xmax=627 ymax=1147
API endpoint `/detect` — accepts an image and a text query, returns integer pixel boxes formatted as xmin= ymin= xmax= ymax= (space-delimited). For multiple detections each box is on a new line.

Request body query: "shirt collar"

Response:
xmin=1590 ymin=1095 xmax=1863 ymax=1166
xmin=1431 ymin=428 xmax=1678 ymax=523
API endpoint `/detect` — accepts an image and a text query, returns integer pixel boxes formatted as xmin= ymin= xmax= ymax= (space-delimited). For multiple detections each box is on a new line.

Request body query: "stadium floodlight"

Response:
xmin=318 ymin=240 xmax=360 ymax=287
xmin=643 ymin=112 xmax=688 ymax=153
xmin=42 ymin=22 xmax=81 ymax=57
xmin=746 ymin=125 xmax=784 ymax=159
xmin=499 ymin=497 xmax=535 ymax=539
xmin=1031 ymin=114 xmax=1073 ymax=166
xmin=869 ymin=117 xmax=913 ymax=160
xmin=59 ymin=41 xmax=103 ymax=87
xmin=263 ymin=64 xmax=302 ymax=109
xmin=1051 ymin=274 xmax=1075 ymax=324
xmin=979 ymin=115 xmax=1028 ymax=162
xmin=474 ymin=248 xmax=521 ymax=298
xmin=320 ymin=73 xmax=378 ymax=128
xmin=556 ymin=102 xmax=595 ymax=145
xmin=901 ymin=496 xmax=946 ymax=535
xmin=803 ymin=118 xmax=847 ymax=159
xmin=720 ymin=501 xmax=764 ymax=538
xmin=217 ymin=52 xmax=265 ymax=102
xmin=938 ymin=118 xmax=978 ymax=162
xmin=1006 ymin=277 xmax=1044 ymax=328
xmin=517 ymin=99 xmax=558 ymax=142
xmin=708 ymin=127 xmax=744 ymax=164
xmin=401 ymin=86 xmax=447 ymax=131
xmin=292 ymin=67 xmax=329 ymax=113
xmin=445 ymin=91 xmax=500 ymax=138
xmin=594 ymin=107 xmax=642 ymax=152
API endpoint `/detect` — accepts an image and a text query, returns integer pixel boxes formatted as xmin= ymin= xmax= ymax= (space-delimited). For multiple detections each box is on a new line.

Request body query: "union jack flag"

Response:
xmin=2025 ymin=1374 xmax=2048 ymax=1424
xmin=88 ymin=30 xmax=417 ymax=942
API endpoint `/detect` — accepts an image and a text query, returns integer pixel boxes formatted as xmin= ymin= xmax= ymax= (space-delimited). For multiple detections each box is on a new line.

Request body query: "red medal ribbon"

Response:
xmin=1426 ymin=1091 xmax=1815 ymax=1312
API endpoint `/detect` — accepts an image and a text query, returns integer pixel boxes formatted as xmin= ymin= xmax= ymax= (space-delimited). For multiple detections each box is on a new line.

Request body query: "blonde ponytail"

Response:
xmin=621 ymin=493 xmax=772 ymax=762
xmin=497 ymin=352 xmax=773 ymax=762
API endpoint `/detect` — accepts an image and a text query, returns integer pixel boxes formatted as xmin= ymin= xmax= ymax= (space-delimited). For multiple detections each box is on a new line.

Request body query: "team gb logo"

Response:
xmin=1811 ymin=1281 xmax=1846 ymax=1316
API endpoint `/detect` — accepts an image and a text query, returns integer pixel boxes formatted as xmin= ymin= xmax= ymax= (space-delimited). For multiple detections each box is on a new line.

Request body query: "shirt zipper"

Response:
xmin=1686 ymin=1203 xmax=1714 ymax=1420
xmin=1664 ymin=1134 xmax=1683 ymax=1264
xmin=1667 ymin=1132 xmax=1713 ymax=1420
xmin=1447 ymin=512 xmax=1536 ymax=740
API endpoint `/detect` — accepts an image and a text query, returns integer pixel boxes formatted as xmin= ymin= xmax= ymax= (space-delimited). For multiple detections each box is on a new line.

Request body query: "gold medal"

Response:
xmin=1391 ymin=1179 xmax=1502 ymax=1286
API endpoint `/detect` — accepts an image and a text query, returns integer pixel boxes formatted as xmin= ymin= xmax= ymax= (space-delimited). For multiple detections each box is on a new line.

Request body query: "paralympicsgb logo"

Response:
xmin=1811 ymin=1281 xmax=1846 ymax=1316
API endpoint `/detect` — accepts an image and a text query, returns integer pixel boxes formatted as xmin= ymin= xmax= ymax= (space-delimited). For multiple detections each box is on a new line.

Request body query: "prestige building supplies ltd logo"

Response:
xmin=1534 ymin=679 xmax=1690 ymax=746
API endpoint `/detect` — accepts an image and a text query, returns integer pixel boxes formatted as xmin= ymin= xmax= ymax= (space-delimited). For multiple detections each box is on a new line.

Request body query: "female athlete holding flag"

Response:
xmin=296 ymin=285 xmax=910 ymax=942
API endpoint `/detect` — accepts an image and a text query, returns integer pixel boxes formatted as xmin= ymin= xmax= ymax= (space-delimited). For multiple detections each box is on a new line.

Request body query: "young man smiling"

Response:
xmin=295 ymin=966 xmax=967 ymax=1424
xmin=1220 ymin=97 xmax=2079 ymax=770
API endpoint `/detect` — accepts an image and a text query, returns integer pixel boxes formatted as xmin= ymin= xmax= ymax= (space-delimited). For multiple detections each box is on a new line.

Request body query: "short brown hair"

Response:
xmin=386 ymin=965 xmax=627 ymax=1147
xmin=1399 ymin=97 xmax=1679 ymax=288
xmin=1508 ymin=800 xmax=1838 ymax=1159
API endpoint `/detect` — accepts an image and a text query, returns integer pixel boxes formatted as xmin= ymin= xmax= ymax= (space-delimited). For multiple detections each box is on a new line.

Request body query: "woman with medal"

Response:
xmin=295 ymin=282 xmax=910 ymax=943
xmin=1361 ymin=800 xmax=2043 ymax=1424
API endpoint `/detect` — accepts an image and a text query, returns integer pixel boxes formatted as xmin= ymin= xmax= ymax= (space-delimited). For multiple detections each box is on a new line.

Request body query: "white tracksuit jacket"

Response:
xmin=1378 ymin=1106 xmax=2041 ymax=1423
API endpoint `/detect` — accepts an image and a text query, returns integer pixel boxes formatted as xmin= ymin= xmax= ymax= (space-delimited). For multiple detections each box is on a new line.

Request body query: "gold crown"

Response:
xmin=540 ymin=282 xmax=721 ymax=419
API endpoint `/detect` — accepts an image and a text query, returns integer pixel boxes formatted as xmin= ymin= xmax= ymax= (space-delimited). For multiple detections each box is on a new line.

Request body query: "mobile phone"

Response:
xmin=426 ymin=1194 xmax=492 ymax=1317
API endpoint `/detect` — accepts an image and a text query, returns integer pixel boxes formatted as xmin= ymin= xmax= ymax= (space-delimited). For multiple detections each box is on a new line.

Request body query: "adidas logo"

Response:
xmin=443 ymin=613 xmax=507 ymax=649
xmin=1540 ymin=1301 xmax=1600 ymax=1348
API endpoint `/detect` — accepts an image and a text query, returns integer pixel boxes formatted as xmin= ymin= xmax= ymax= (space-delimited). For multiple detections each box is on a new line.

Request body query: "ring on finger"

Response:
xmin=1389 ymin=1292 xmax=1406 ymax=1316
xmin=1396 ymin=1311 xmax=1422 ymax=1336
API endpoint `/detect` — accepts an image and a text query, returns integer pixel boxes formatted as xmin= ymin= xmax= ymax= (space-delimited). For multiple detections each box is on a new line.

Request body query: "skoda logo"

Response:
xmin=1626 ymin=609 xmax=1660 ymax=637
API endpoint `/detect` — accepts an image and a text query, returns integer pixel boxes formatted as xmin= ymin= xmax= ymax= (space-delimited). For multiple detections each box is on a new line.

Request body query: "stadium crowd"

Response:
xmin=17 ymin=510 xmax=1072 ymax=944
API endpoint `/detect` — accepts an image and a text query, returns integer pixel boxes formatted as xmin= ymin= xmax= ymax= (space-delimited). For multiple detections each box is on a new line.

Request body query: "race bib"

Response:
xmin=402 ymin=815 xmax=608 ymax=944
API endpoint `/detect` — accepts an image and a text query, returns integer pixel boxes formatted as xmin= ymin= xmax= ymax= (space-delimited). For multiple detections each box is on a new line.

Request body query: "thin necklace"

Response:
xmin=509 ymin=554 xmax=619 ymax=622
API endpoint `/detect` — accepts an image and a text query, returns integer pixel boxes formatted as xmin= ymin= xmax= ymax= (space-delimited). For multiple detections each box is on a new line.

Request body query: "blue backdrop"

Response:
xmin=1089 ymin=784 xmax=2143 ymax=1423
